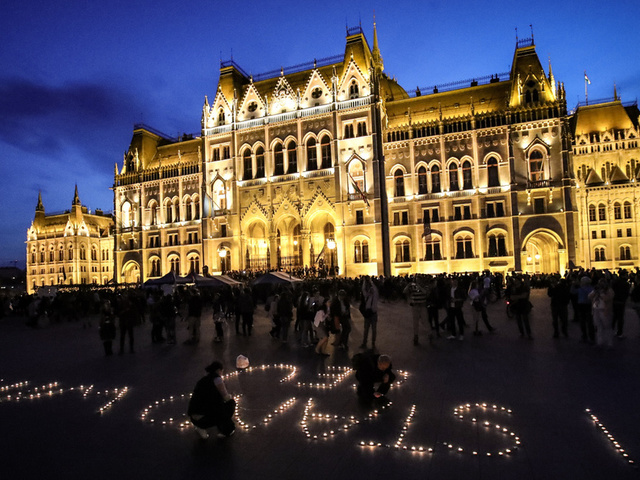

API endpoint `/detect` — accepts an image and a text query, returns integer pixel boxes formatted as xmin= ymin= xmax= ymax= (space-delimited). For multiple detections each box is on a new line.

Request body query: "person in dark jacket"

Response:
xmin=184 ymin=289 xmax=203 ymax=345
xmin=188 ymin=361 xmax=236 ymax=440
xmin=548 ymin=276 xmax=571 ymax=338
xmin=354 ymin=353 xmax=396 ymax=403
xmin=99 ymin=300 xmax=116 ymax=356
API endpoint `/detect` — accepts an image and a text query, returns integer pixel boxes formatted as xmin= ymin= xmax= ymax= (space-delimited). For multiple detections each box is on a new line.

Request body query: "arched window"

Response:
xmin=598 ymin=203 xmax=606 ymax=221
xmin=449 ymin=163 xmax=459 ymax=191
xmin=394 ymin=169 xmax=405 ymax=197
xmin=169 ymin=257 xmax=180 ymax=275
xmin=456 ymin=235 xmax=474 ymax=259
xmin=306 ymin=138 xmax=317 ymax=171
xmin=80 ymin=245 xmax=86 ymax=260
xmin=255 ymin=147 xmax=265 ymax=178
xmin=594 ymin=247 xmax=606 ymax=262
xmin=524 ymin=80 xmax=539 ymax=105
xmin=68 ymin=246 xmax=73 ymax=261
xmin=243 ymin=149 xmax=252 ymax=180
xmin=417 ymin=166 xmax=428 ymax=195
xmin=218 ymin=108 xmax=225 ymax=124
xmin=320 ymin=135 xmax=331 ymax=169
xmin=354 ymin=239 xmax=369 ymax=263
xmin=361 ymin=240 xmax=369 ymax=263
xmin=424 ymin=236 xmax=442 ymax=261
xmin=39 ymin=248 xmax=44 ymax=263
xmin=49 ymin=248 xmax=54 ymax=262
xmin=624 ymin=201 xmax=632 ymax=219
xmin=614 ymin=202 xmax=622 ymax=220
xmin=349 ymin=80 xmax=359 ymax=99
xmin=150 ymin=257 xmax=161 ymax=277
xmin=461 ymin=160 xmax=473 ymax=190
xmin=620 ymin=246 xmax=631 ymax=261
xmin=354 ymin=240 xmax=362 ymax=263
xmin=212 ymin=179 xmax=226 ymax=211
xmin=431 ymin=165 xmax=441 ymax=193
xmin=164 ymin=199 xmax=173 ymax=223
xmin=588 ymin=204 xmax=596 ymax=222
xmin=194 ymin=196 xmax=200 ymax=220
xmin=58 ymin=247 xmax=64 ymax=261
xmin=488 ymin=234 xmax=508 ymax=257
xmin=273 ymin=144 xmax=284 ymax=176
xmin=91 ymin=246 xmax=97 ymax=261
xmin=121 ymin=201 xmax=132 ymax=228
xmin=173 ymin=198 xmax=181 ymax=222
xmin=357 ymin=122 xmax=367 ymax=137
xmin=344 ymin=124 xmax=354 ymax=139
xmin=189 ymin=255 xmax=200 ymax=274
xmin=394 ymin=239 xmax=410 ymax=262
xmin=185 ymin=197 xmax=192 ymax=221
xmin=287 ymin=141 xmax=297 ymax=174
xmin=529 ymin=150 xmax=544 ymax=182
xmin=487 ymin=157 xmax=500 ymax=187
xmin=149 ymin=202 xmax=157 ymax=226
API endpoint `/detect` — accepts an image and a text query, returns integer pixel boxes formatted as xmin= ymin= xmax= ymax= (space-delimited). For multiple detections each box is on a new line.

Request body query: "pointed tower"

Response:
xmin=34 ymin=191 xmax=45 ymax=226
xmin=73 ymin=184 xmax=81 ymax=206
xmin=372 ymin=20 xmax=384 ymax=74
xmin=36 ymin=191 xmax=44 ymax=212
xmin=548 ymin=57 xmax=557 ymax=97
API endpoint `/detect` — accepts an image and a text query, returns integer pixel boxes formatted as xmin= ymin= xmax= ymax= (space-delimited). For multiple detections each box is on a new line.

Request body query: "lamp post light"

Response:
xmin=219 ymin=249 xmax=227 ymax=274
xmin=327 ymin=238 xmax=336 ymax=276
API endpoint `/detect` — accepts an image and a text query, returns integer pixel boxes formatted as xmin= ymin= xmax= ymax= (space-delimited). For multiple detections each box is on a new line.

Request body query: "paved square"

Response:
xmin=1 ymin=289 xmax=639 ymax=479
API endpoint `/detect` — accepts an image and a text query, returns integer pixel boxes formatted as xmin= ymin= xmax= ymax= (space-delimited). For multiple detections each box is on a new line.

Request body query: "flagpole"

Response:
xmin=584 ymin=70 xmax=589 ymax=105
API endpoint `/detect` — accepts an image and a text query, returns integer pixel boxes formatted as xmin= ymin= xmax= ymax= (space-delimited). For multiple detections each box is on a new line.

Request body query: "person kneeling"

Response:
xmin=188 ymin=361 xmax=236 ymax=440
xmin=354 ymin=353 xmax=396 ymax=404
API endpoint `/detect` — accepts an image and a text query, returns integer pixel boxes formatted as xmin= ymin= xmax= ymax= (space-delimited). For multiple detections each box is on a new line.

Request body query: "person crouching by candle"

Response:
xmin=353 ymin=352 xmax=396 ymax=405
xmin=188 ymin=361 xmax=236 ymax=440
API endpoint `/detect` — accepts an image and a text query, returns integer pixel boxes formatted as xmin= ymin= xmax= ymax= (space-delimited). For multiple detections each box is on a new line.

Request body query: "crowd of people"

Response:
xmin=3 ymin=267 xmax=640 ymax=356
xmin=3 ymin=267 xmax=640 ymax=440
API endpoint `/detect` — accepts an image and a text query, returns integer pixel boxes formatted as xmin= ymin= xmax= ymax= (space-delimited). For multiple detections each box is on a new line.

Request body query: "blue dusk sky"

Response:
xmin=1 ymin=0 xmax=639 ymax=268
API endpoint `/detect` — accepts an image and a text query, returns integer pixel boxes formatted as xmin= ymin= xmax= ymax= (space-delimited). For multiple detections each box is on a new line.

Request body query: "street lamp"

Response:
xmin=219 ymin=249 xmax=227 ymax=273
xmin=326 ymin=238 xmax=336 ymax=275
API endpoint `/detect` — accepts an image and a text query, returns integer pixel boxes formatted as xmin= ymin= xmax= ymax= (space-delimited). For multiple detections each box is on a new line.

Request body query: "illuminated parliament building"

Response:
xmin=27 ymin=25 xmax=640 ymax=290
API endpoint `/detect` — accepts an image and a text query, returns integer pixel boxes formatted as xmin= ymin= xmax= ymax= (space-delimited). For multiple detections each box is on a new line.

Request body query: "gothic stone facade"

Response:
xmin=26 ymin=189 xmax=114 ymax=293
xmin=110 ymin=27 xmax=639 ymax=284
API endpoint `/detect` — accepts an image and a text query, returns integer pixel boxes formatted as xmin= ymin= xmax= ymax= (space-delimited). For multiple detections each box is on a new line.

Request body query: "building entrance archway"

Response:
xmin=522 ymin=230 xmax=563 ymax=274
xmin=122 ymin=261 xmax=141 ymax=284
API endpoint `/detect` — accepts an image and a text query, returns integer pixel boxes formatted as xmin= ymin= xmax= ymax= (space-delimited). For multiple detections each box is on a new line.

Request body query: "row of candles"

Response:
xmin=0 ymin=380 xmax=128 ymax=414
xmin=360 ymin=402 xmax=520 ymax=457
xmin=586 ymin=408 xmax=636 ymax=467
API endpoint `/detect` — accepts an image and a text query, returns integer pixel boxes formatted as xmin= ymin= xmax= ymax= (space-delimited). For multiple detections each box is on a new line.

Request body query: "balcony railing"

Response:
xmin=337 ymin=96 xmax=372 ymax=110
xmin=527 ymin=179 xmax=550 ymax=189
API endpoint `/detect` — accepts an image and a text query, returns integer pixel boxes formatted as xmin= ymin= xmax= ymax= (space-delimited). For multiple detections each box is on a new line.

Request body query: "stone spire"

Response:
xmin=72 ymin=184 xmax=81 ymax=206
xmin=614 ymin=82 xmax=618 ymax=101
xmin=548 ymin=56 xmax=556 ymax=97
xmin=372 ymin=19 xmax=384 ymax=73
xmin=36 ymin=191 xmax=44 ymax=212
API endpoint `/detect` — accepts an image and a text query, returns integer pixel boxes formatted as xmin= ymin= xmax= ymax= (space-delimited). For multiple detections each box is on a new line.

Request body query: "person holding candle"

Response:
xmin=353 ymin=352 xmax=396 ymax=404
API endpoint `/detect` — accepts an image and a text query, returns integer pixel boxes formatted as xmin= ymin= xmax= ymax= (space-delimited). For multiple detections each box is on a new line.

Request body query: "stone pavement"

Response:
xmin=1 ymin=289 xmax=639 ymax=480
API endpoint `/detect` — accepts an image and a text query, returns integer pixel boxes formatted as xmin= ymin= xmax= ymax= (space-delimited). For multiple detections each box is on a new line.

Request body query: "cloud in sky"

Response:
xmin=1 ymin=0 xmax=639 ymax=269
